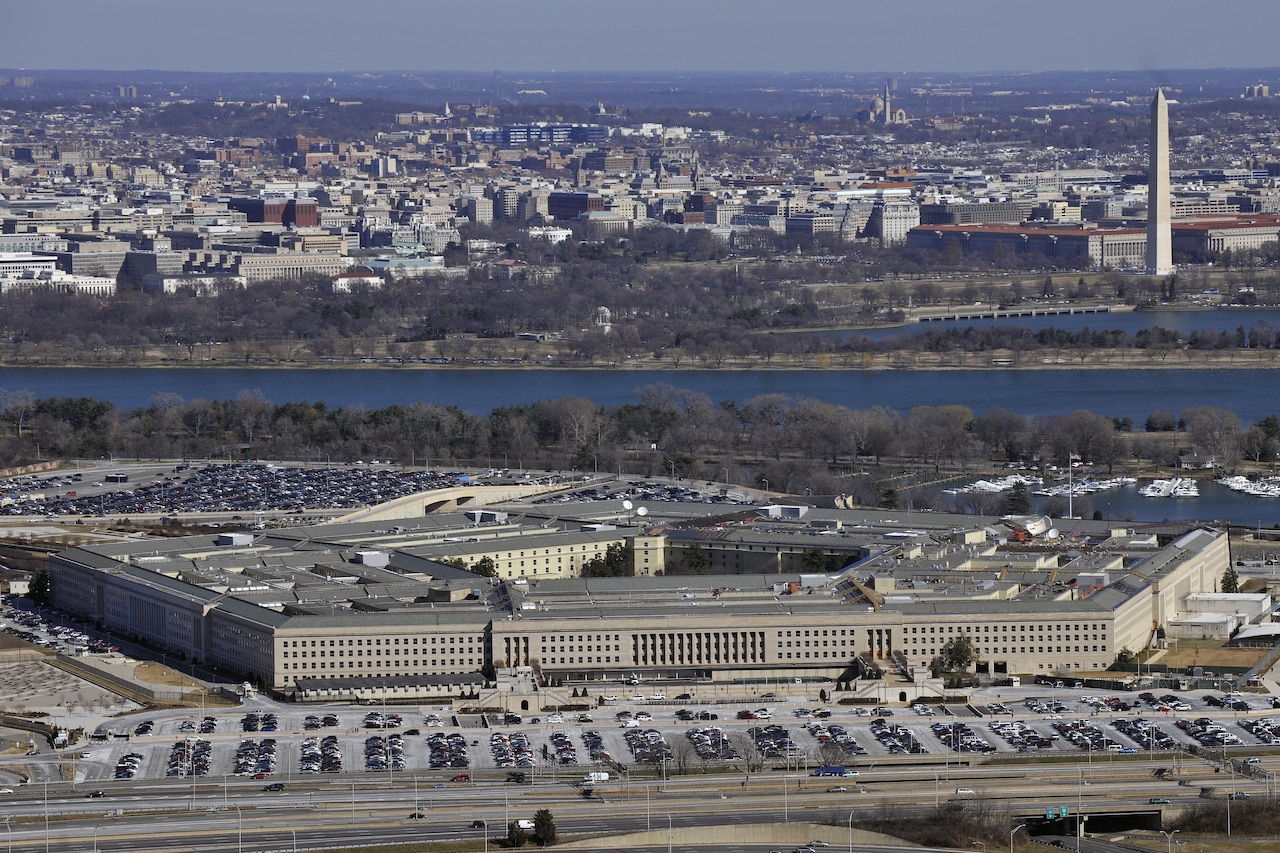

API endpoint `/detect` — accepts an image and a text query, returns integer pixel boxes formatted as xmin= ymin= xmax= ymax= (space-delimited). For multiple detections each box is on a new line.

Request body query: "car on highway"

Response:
xmin=825 ymin=786 xmax=848 ymax=793
xmin=1149 ymin=798 xmax=1170 ymax=804
xmin=263 ymin=782 xmax=285 ymax=792
xmin=955 ymin=787 xmax=975 ymax=795
xmin=85 ymin=790 xmax=105 ymax=798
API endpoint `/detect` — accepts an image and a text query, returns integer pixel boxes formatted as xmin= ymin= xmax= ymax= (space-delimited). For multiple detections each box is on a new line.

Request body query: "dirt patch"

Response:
xmin=1155 ymin=639 xmax=1267 ymax=671
xmin=132 ymin=662 xmax=199 ymax=688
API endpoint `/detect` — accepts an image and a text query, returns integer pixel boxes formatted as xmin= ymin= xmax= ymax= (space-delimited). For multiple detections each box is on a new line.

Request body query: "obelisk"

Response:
xmin=1145 ymin=88 xmax=1174 ymax=276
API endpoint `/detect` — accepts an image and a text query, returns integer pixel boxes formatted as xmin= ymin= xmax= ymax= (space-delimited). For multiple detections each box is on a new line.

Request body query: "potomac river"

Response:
xmin=0 ymin=365 xmax=1276 ymax=425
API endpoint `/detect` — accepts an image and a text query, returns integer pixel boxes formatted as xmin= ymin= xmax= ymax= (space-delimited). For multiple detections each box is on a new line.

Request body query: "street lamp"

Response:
xmin=234 ymin=803 xmax=243 ymax=853
xmin=480 ymin=819 xmax=488 ymax=853
xmin=848 ymin=809 xmax=856 ymax=853
xmin=1160 ymin=829 xmax=1179 ymax=853
xmin=667 ymin=813 xmax=673 ymax=853
xmin=1011 ymin=823 xmax=1026 ymax=853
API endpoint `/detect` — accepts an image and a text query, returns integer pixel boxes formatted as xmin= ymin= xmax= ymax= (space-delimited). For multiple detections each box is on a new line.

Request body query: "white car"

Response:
xmin=545 ymin=714 xmax=563 ymax=724
xmin=602 ymin=695 xmax=618 ymax=702
xmin=649 ymin=693 xmax=667 ymax=700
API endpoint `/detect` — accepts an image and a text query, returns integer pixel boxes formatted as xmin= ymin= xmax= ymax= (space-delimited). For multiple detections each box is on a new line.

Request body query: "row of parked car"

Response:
xmin=490 ymin=731 xmax=534 ymax=768
xmin=687 ymin=726 xmax=738 ymax=762
xmin=113 ymin=751 xmax=144 ymax=780
xmin=233 ymin=738 xmax=277 ymax=776
xmin=1052 ymin=719 xmax=1117 ymax=752
xmin=872 ymin=719 xmax=927 ymax=754
xmin=169 ymin=738 xmax=212 ymax=777
xmin=933 ymin=721 xmax=993 ymax=754
xmin=427 ymin=732 xmax=470 ymax=770
xmin=1111 ymin=718 xmax=1177 ymax=751
xmin=300 ymin=735 xmax=343 ymax=773
xmin=805 ymin=722 xmax=868 ymax=757
xmin=624 ymin=727 xmax=671 ymax=766
xmin=240 ymin=712 xmax=280 ymax=732
xmin=365 ymin=733 xmax=406 ymax=771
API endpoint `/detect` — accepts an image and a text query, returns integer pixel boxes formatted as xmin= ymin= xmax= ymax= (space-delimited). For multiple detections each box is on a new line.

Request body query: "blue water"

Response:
xmin=996 ymin=480 xmax=1280 ymax=528
xmin=2 ymin=366 xmax=1276 ymax=425
xmin=836 ymin=308 xmax=1280 ymax=342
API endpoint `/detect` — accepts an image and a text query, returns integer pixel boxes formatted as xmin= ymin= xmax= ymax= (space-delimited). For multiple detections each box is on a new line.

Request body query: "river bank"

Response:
xmin=6 ymin=345 xmax=1277 ymax=371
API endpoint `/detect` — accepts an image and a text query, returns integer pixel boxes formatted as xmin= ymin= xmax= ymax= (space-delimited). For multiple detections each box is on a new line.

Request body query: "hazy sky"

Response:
xmin=5 ymin=0 xmax=1279 ymax=75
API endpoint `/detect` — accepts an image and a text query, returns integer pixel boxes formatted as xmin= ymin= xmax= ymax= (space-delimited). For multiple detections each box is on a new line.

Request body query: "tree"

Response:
xmin=1221 ymin=565 xmax=1240 ymax=594
xmin=939 ymin=634 xmax=978 ymax=673
xmin=28 ymin=569 xmax=51 ymax=606
xmin=506 ymin=822 xmax=529 ymax=848
xmin=470 ymin=556 xmax=498 ymax=577
xmin=532 ymin=809 xmax=556 ymax=846
xmin=1002 ymin=481 xmax=1031 ymax=515
xmin=580 ymin=543 xmax=634 ymax=578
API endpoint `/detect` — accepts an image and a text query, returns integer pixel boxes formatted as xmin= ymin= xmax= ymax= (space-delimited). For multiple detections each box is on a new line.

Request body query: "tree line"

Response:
xmin=2 ymin=387 xmax=1276 ymax=519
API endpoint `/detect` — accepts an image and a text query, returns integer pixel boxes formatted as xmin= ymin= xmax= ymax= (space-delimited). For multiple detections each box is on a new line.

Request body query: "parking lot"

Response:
xmin=64 ymin=686 xmax=1280 ymax=787
xmin=0 ymin=461 xmax=485 ymax=519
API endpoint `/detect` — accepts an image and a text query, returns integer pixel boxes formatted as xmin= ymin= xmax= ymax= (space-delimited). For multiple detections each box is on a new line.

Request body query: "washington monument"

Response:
xmin=1145 ymin=88 xmax=1174 ymax=276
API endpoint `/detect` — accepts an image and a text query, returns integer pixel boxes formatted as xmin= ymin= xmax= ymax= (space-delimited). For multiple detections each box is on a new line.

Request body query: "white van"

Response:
xmin=516 ymin=819 xmax=535 ymax=831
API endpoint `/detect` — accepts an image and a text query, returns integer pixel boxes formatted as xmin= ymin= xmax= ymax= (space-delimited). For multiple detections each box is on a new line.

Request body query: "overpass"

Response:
xmin=334 ymin=481 xmax=564 ymax=523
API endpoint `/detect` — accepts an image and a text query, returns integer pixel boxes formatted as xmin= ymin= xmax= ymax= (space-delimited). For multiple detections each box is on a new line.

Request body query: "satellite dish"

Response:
xmin=622 ymin=500 xmax=633 ymax=511
xmin=1047 ymin=528 xmax=1060 ymax=539
xmin=636 ymin=507 xmax=648 ymax=517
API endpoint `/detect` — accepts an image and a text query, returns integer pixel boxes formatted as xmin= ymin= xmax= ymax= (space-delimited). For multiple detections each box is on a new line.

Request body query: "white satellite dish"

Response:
xmin=1047 ymin=528 xmax=1060 ymax=539
xmin=622 ymin=500 xmax=633 ymax=511
xmin=636 ymin=506 xmax=648 ymax=517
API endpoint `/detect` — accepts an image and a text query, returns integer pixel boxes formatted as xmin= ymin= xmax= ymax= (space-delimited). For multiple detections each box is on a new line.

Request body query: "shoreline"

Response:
xmin=3 ymin=353 xmax=1278 ymax=371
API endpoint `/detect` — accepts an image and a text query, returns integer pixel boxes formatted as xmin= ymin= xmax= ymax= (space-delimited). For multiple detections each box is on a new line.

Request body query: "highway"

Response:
xmin=0 ymin=757 xmax=1261 ymax=853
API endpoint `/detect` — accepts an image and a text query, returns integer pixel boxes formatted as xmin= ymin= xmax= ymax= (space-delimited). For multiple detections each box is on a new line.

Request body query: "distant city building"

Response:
xmin=226 ymin=198 xmax=320 ymax=228
xmin=865 ymin=198 xmax=920 ymax=245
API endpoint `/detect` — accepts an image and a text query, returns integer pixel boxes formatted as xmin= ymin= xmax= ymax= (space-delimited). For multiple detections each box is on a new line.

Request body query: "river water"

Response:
xmin=0 ymin=365 xmax=1274 ymax=425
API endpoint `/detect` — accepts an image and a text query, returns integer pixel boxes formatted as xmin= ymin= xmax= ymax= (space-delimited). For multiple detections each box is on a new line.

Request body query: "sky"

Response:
xmin=4 ymin=0 xmax=1280 ymax=75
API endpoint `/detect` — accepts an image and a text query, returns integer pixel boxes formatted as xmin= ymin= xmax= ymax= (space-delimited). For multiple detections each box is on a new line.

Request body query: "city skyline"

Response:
xmin=4 ymin=0 xmax=1280 ymax=76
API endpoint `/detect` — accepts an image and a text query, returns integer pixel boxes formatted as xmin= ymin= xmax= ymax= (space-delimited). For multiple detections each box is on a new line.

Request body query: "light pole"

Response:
xmin=848 ymin=809 xmax=856 ymax=853
xmin=1011 ymin=823 xmax=1026 ymax=853
xmin=292 ymin=828 xmax=297 ymax=853
xmin=234 ymin=803 xmax=243 ymax=853
xmin=646 ymin=782 xmax=651 ymax=831
xmin=1160 ymin=829 xmax=1179 ymax=853
xmin=667 ymin=813 xmax=672 ymax=853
